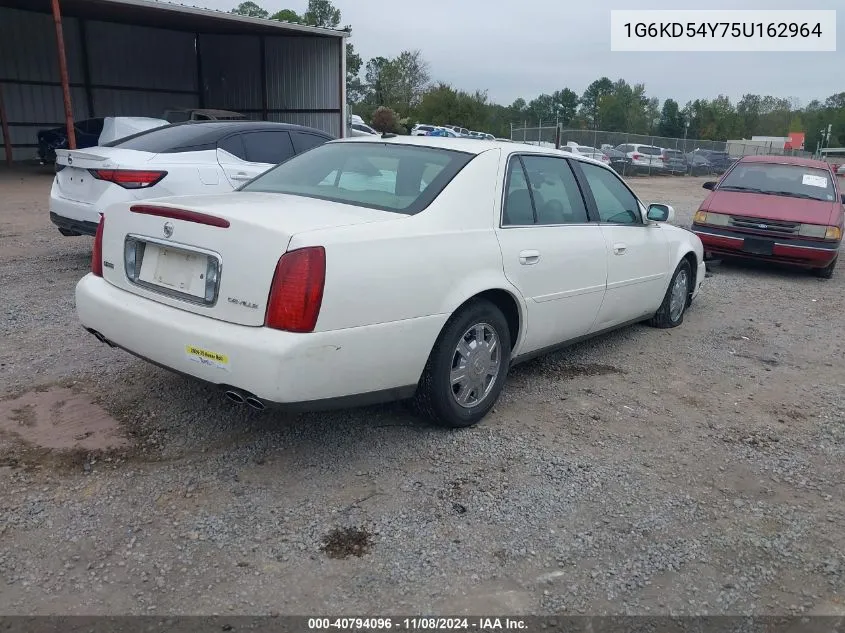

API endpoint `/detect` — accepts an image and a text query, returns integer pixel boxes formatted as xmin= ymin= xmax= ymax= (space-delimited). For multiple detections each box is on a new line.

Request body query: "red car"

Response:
xmin=691 ymin=155 xmax=844 ymax=278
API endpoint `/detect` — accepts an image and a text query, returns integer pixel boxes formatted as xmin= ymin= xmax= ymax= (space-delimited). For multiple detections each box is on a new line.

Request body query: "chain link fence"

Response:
xmin=509 ymin=126 xmax=813 ymax=177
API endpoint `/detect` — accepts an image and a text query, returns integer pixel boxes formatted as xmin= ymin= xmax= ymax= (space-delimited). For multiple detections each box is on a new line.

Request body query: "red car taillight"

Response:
xmin=265 ymin=246 xmax=326 ymax=333
xmin=632 ymin=153 xmax=642 ymax=160
xmin=89 ymin=169 xmax=167 ymax=189
xmin=91 ymin=214 xmax=105 ymax=277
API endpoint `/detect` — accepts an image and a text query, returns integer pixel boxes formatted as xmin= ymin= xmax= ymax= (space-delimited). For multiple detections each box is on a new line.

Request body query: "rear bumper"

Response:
xmin=692 ymin=225 xmax=839 ymax=267
xmin=50 ymin=211 xmax=98 ymax=236
xmin=49 ymin=180 xmax=101 ymax=230
xmin=75 ymin=274 xmax=446 ymax=406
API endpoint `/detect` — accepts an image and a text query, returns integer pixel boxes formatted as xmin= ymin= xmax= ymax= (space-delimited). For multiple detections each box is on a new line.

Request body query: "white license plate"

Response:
xmin=138 ymin=244 xmax=208 ymax=298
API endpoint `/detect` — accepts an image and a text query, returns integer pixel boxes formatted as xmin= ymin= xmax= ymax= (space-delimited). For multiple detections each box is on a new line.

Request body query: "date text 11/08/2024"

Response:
xmin=622 ymin=21 xmax=822 ymax=39
xmin=307 ymin=617 xmax=528 ymax=630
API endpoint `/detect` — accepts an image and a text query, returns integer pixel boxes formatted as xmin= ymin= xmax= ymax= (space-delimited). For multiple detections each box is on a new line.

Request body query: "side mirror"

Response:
xmin=647 ymin=203 xmax=674 ymax=223
xmin=702 ymin=181 xmax=716 ymax=191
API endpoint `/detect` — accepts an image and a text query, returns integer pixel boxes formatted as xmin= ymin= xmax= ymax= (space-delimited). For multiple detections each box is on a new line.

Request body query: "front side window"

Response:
xmin=719 ymin=162 xmax=837 ymax=202
xmin=579 ymin=162 xmax=643 ymax=225
xmin=241 ymin=142 xmax=474 ymax=215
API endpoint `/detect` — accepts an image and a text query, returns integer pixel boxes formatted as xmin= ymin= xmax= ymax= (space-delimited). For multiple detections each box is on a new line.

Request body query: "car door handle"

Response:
xmin=230 ymin=172 xmax=251 ymax=181
xmin=613 ymin=243 xmax=627 ymax=255
xmin=519 ymin=250 xmax=541 ymax=265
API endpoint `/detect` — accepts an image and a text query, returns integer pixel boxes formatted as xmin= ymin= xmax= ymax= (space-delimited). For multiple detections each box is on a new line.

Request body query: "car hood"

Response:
xmin=701 ymin=190 xmax=839 ymax=226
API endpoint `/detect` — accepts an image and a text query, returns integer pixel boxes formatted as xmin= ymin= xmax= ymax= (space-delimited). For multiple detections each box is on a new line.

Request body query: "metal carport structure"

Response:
xmin=0 ymin=0 xmax=348 ymax=163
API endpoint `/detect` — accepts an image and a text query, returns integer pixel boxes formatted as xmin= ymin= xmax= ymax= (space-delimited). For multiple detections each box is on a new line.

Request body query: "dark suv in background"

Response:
xmin=686 ymin=149 xmax=736 ymax=175
xmin=660 ymin=149 xmax=688 ymax=175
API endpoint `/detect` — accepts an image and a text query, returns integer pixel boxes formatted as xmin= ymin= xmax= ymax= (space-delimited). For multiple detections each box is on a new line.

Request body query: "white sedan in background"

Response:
xmin=76 ymin=137 xmax=705 ymax=428
xmin=49 ymin=121 xmax=334 ymax=236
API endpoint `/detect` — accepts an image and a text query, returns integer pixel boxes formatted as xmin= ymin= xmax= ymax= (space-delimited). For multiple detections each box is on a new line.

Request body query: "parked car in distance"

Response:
xmin=686 ymin=149 xmax=735 ymax=174
xmin=49 ymin=121 xmax=334 ymax=237
xmin=601 ymin=146 xmax=634 ymax=175
xmin=661 ymin=149 xmax=688 ymax=175
xmin=411 ymin=124 xmax=437 ymax=136
xmin=615 ymin=143 xmax=665 ymax=173
xmin=76 ymin=136 xmax=705 ymax=428
xmin=561 ymin=142 xmax=611 ymax=165
xmin=350 ymin=122 xmax=377 ymax=136
xmin=163 ymin=108 xmax=246 ymax=123
xmin=38 ymin=118 xmax=105 ymax=165
xmin=692 ymin=155 xmax=843 ymax=278
xmin=425 ymin=127 xmax=460 ymax=138
xmin=443 ymin=125 xmax=470 ymax=136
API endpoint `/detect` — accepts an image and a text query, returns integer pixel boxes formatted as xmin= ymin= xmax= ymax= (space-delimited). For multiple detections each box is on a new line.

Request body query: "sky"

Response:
xmin=195 ymin=0 xmax=843 ymax=108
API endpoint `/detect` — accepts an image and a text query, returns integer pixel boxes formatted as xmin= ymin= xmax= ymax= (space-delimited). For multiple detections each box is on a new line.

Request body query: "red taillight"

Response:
xmin=129 ymin=205 xmax=230 ymax=228
xmin=89 ymin=169 xmax=167 ymax=189
xmin=632 ymin=153 xmax=642 ymax=160
xmin=265 ymin=247 xmax=326 ymax=333
xmin=91 ymin=214 xmax=104 ymax=277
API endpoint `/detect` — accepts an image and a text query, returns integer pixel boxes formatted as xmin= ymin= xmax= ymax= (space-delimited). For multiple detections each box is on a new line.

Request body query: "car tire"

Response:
xmin=648 ymin=259 xmax=692 ymax=329
xmin=414 ymin=299 xmax=511 ymax=428
xmin=812 ymin=257 xmax=837 ymax=279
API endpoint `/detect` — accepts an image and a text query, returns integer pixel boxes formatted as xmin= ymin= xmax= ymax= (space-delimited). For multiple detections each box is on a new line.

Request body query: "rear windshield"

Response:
xmin=637 ymin=146 xmax=662 ymax=155
xmin=577 ymin=146 xmax=598 ymax=153
xmin=240 ymin=141 xmax=475 ymax=215
xmin=664 ymin=150 xmax=683 ymax=157
xmin=104 ymin=124 xmax=207 ymax=152
xmin=719 ymin=162 xmax=836 ymax=203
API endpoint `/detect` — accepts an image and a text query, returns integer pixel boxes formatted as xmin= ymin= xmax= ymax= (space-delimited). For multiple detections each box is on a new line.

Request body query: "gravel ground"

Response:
xmin=1 ymin=167 xmax=844 ymax=616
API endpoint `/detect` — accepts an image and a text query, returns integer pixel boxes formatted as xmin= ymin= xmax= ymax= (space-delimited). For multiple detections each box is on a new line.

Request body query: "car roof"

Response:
xmin=106 ymin=120 xmax=335 ymax=150
xmin=738 ymin=154 xmax=832 ymax=170
xmin=336 ymin=135 xmax=610 ymax=167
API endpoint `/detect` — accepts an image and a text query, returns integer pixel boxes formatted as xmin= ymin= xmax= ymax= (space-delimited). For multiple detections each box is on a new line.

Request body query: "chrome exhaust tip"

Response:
xmin=224 ymin=390 xmax=246 ymax=404
xmin=245 ymin=396 xmax=266 ymax=411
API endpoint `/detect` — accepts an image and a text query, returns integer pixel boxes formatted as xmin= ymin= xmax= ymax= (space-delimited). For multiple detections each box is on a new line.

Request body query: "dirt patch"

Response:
xmin=321 ymin=527 xmax=373 ymax=559
xmin=555 ymin=363 xmax=622 ymax=379
xmin=0 ymin=387 xmax=128 ymax=451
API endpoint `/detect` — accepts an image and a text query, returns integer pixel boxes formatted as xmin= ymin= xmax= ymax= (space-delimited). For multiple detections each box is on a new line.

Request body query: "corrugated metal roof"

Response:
xmin=0 ymin=0 xmax=351 ymax=38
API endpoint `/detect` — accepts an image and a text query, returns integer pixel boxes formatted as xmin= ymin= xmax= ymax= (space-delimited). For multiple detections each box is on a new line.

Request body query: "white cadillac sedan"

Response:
xmin=76 ymin=136 xmax=705 ymax=428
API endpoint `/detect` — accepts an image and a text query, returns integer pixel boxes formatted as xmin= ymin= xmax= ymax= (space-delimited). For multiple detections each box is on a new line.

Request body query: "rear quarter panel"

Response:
xmin=288 ymin=148 xmax=527 ymax=334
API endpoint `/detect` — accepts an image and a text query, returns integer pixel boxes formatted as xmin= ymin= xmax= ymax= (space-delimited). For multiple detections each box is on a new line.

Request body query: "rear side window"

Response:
xmin=107 ymin=124 xmax=214 ymax=152
xmin=520 ymin=155 xmax=589 ymax=225
xmin=291 ymin=131 xmax=329 ymax=154
xmin=242 ymin=131 xmax=295 ymax=164
xmin=241 ymin=142 xmax=474 ymax=215
xmin=218 ymin=134 xmax=246 ymax=160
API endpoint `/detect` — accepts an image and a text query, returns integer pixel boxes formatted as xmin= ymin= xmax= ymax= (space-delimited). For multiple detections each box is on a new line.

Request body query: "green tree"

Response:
xmin=579 ymin=77 xmax=613 ymax=129
xmin=658 ymin=98 xmax=684 ymax=137
xmin=230 ymin=0 xmax=270 ymax=18
xmin=552 ymin=89 xmax=579 ymax=126
xmin=736 ymin=94 xmax=761 ymax=137
xmin=231 ymin=1 xmax=269 ymax=18
xmin=270 ymin=8 xmax=301 ymax=22
xmin=302 ymin=0 xmax=341 ymax=28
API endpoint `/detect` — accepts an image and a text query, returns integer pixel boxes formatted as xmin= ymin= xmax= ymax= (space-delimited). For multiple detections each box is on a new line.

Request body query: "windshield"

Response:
xmin=240 ymin=141 xmax=475 ymax=215
xmin=718 ymin=163 xmax=836 ymax=202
